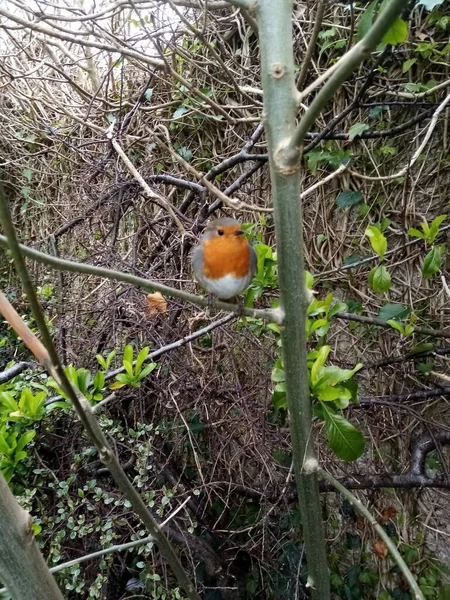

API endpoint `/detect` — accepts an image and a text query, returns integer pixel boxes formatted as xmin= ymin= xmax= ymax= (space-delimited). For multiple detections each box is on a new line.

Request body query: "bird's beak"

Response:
xmin=234 ymin=229 xmax=244 ymax=236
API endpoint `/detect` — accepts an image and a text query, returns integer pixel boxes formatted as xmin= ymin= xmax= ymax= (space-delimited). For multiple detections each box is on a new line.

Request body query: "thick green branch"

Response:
xmin=318 ymin=468 xmax=425 ymax=600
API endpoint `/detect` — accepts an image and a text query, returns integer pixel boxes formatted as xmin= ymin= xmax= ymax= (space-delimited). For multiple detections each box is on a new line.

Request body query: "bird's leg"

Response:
xmin=230 ymin=296 xmax=244 ymax=317
xmin=207 ymin=293 xmax=216 ymax=315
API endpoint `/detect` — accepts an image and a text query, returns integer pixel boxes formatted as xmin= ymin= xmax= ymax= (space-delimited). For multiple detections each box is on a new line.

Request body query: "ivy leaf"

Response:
xmin=321 ymin=403 xmax=365 ymax=461
xmin=173 ymin=106 xmax=189 ymax=119
xmin=422 ymin=245 xmax=445 ymax=279
xmin=177 ymin=146 xmax=193 ymax=162
xmin=378 ymin=303 xmax=410 ymax=322
xmin=365 ymin=225 xmax=387 ymax=258
xmin=348 ymin=123 xmax=369 ymax=141
xmin=144 ymin=88 xmax=154 ymax=101
xmin=336 ymin=190 xmax=363 ymax=210
xmin=382 ymin=18 xmax=408 ymax=45
xmin=368 ymin=265 xmax=391 ymax=293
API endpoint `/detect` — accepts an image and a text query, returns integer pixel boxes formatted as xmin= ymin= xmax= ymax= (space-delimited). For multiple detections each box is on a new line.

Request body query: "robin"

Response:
xmin=192 ymin=217 xmax=257 ymax=301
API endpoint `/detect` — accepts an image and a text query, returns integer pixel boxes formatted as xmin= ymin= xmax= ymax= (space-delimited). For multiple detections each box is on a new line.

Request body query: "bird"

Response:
xmin=191 ymin=217 xmax=257 ymax=301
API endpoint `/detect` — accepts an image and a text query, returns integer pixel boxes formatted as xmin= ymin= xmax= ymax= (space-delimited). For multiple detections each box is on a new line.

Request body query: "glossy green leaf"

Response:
xmin=123 ymin=344 xmax=134 ymax=364
xmin=123 ymin=360 xmax=134 ymax=378
xmin=423 ymin=245 xmax=445 ymax=278
xmin=137 ymin=363 xmax=157 ymax=380
xmin=408 ymin=228 xmax=426 ymax=240
xmin=321 ymin=404 xmax=365 ymax=461
xmin=368 ymin=265 xmax=391 ymax=293
xmin=365 ymin=225 xmax=387 ymax=258
xmin=16 ymin=430 xmax=36 ymax=453
xmin=357 ymin=0 xmax=377 ymax=40
xmin=382 ymin=18 xmax=408 ymax=45
xmin=135 ymin=346 xmax=150 ymax=375
xmin=93 ymin=371 xmax=105 ymax=392
xmin=386 ymin=320 xmax=405 ymax=335
xmin=428 ymin=214 xmax=447 ymax=243
xmin=348 ymin=123 xmax=369 ymax=141
xmin=378 ymin=303 xmax=410 ymax=322
xmin=336 ymin=190 xmax=364 ymax=210
xmin=271 ymin=368 xmax=285 ymax=382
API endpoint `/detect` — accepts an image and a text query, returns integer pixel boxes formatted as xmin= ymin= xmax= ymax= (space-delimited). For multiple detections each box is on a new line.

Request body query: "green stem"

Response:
xmin=318 ymin=468 xmax=425 ymax=600
xmin=256 ymin=1 xmax=330 ymax=597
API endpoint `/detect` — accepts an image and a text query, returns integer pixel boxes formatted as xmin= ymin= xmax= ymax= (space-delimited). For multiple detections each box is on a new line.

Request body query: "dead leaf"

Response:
xmin=380 ymin=507 xmax=397 ymax=523
xmin=146 ymin=292 xmax=167 ymax=317
xmin=372 ymin=537 xmax=388 ymax=559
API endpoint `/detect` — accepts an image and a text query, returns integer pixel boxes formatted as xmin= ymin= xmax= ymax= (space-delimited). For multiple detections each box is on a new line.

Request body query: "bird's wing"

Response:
xmin=191 ymin=245 xmax=205 ymax=285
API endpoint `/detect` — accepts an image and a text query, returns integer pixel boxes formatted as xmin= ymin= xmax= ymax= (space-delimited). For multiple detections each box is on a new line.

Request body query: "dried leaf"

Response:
xmin=372 ymin=537 xmax=388 ymax=559
xmin=146 ymin=292 xmax=167 ymax=317
xmin=380 ymin=507 xmax=397 ymax=523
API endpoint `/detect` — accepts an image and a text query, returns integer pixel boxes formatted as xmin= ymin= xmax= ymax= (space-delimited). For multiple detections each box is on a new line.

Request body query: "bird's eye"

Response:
xmin=217 ymin=229 xmax=224 ymax=236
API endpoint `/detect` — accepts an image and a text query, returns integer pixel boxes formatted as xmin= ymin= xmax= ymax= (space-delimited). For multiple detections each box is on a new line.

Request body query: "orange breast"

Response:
xmin=202 ymin=236 xmax=250 ymax=279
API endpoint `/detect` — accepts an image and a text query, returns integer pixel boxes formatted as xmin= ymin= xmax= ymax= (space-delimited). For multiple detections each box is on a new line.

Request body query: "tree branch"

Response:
xmin=288 ymin=0 xmax=409 ymax=158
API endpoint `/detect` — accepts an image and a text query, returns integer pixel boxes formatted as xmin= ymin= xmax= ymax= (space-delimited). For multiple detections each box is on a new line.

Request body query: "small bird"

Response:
xmin=192 ymin=217 xmax=257 ymax=301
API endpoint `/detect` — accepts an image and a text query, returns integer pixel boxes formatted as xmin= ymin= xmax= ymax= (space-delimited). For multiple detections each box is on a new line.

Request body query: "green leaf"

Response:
xmin=348 ymin=123 xmax=369 ymax=141
xmin=378 ymin=303 xmax=410 ymax=321
xmin=16 ymin=430 xmax=36 ymax=453
xmin=321 ymin=404 xmax=365 ymax=461
xmin=122 ymin=361 xmax=134 ymax=378
xmin=382 ymin=18 xmax=408 ymax=45
xmin=173 ymin=106 xmax=189 ymax=119
xmin=428 ymin=214 xmax=447 ymax=243
xmin=423 ymin=245 xmax=445 ymax=278
xmin=93 ymin=371 xmax=105 ymax=392
xmin=386 ymin=320 xmax=405 ymax=335
xmin=96 ymin=354 xmax=107 ymax=369
xmin=365 ymin=225 xmax=387 ymax=258
xmin=271 ymin=368 xmax=285 ymax=383
xmin=115 ymin=373 xmax=131 ymax=384
xmin=144 ymin=88 xmax=153 ymax=101
xmin=368 ymin=265 xmax=391 ymax=293
xmin=137 ymin=363 xmax=157 ymax=380
xmin=402 ymin=58 xmax=416 ymax=73
xmin=408 ymin=228 xmax=426 ymax=240
xmin=310 ymin=346 xmax=330 ymax=387
xmin=336 ymin=190 xmax=364 ymax=210
xmin=328 ymin=302 xmax=348 ymax=319
xmin=406 ymin=343 xmax=434 ymax=357
xmin=177 ymin=146 xmax=193 ymax=162
xmin=123 ymin=345 xmax=134 ymax=366
xmin=357 ymin=0 xmax=377 ymax=40
xmin=76 ymin=369 xmax=91 ymax=394
xmin=135 ymin=346 xmax=150 ymax=375
xmin=0 ymin=392 xmax=19 ymax=412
